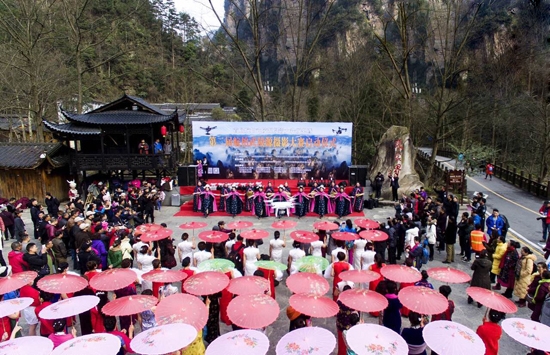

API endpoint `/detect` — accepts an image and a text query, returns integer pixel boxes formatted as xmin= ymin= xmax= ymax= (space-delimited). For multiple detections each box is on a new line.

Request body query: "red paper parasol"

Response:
xmin=339 ymin=270 xmax=381 ymax=283
xmin=184 ymin=271 xmax=230 ymax=296
xmin=358 ymin=230 xmax=388 ymax=242
xmin=398 ymin=286 xmax=449 ymax=315
xmin=179 ymin=221 xmax=208 ymax=230
xmin=102 ymin=295 xmax=158 ymax=316
xmin=227 ymin=276 xmax=270 ymax=296
xmin=355 ymin=218 xmax=380 ymax=230
xmin=89 ymin=268 xmax=137 ymax=291
xmin=0 ymin=271 xmax=37 ymax=294
xmin=331 ymin=232 xmax=358 ymax=241
xmin=198 ymin=230 xmax=229 ymax=243
xmin=338 ymin=289 xmax=389 ymax=313
xmin=228 ymin=294 xmax=280 ymax=329
xmin=380 ymin=265 xmax=422 ymax=283
xmin=241 ymin=229 xmax=269 ymax=240
xmin=466 ymin=286 xmax=518 ymax=313
xmin=289 ymin=294 xmax=338 ymax=318
xmin=141 ymin=228 xmax=173 ymax=242
xmin=427 ymin=267 xmax=472 ymax=284
xmin=290 ymin=230 xmax=319 ymax=243
xmin=271 ymin=220 xmax=297 ymax=230
xmin=313 ymin=221 xmax=339 ymax=231
xmin=135 ymin=223 xmax=163 ymax=233
xmin=37 ymin=274 xmax=88 ymax=294
xmin=156 ymin=293 xmax=208 ymax=330
xmin=142 ymin=269 xmax=188 ymax=283
xmin=227 ymin=221 xmax=254 ymax=230
xmin=286 ymin=273 xmax=330 ymax=296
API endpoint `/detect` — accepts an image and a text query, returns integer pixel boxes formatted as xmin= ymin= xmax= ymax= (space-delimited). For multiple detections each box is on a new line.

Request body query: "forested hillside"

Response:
xmin=0 ymin=0 xmax=549 ymax=179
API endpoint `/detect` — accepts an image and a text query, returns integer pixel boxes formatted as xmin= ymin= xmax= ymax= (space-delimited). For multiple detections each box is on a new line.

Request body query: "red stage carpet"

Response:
xmin=173 ymin=201 xmax=364 ymax=218
xmin=179 ymin=179 xmax=352 ymax=195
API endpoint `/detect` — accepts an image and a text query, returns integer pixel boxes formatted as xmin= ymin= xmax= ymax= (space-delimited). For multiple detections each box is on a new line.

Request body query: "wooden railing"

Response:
xmin=416 ymin=150 xmax=467 ymax=199
xmin=493 ymin=164 xmax=550 ymax=199
xmin=69 ymin=153 xmax=176 ymax=172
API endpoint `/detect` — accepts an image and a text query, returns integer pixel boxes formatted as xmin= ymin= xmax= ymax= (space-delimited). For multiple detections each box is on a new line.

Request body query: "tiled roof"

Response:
xmin=60 ymin=109 xmax=178 ymax=125
xmin=43 ymin=121 xmax=101 ymax=135
xmin=0 ymin=143 xmax=65 ymax=169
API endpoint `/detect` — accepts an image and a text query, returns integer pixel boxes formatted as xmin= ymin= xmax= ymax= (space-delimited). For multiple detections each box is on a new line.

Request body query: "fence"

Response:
xmin=416 ymin=149 xmax=467 ymax=201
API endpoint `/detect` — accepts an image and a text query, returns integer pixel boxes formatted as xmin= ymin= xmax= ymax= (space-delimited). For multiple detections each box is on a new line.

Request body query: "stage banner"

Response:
xmin=192 ymin=121 xmax=352 ymax=180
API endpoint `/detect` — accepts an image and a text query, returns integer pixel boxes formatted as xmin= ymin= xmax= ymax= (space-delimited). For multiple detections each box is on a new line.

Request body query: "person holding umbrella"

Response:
xmin=476 ymin=309 xmax=505 ymax=355
xmin=331 ymin=252 xmax=352 ymax=301
xmin=469 ymin=250 xmax=492 ymax=307
xmin=49 ymin=318 xmax=76 ymax=348
xmin=401 ymin=311 xmax=427 ymax=355
xmin=383 ymin=281 xmax=403 ymax=334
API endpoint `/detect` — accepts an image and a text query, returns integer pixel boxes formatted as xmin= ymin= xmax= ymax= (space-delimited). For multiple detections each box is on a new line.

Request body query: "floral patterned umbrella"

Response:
xmin=294 ymin=256 xmax=329 ymax=274
xmin=358 ymin=230 xmax=388 ymax=242
xmin=338 ymin=289 xmax=389 ymax=313
xmin=502 ymin=318 xmax=550 ymax=352
xmin=37 ymin=274 xmax=88 ymax=294
xmin=0 ymin=271 xmax=37 ymax=294
xmin=276 ymin=327 xmax=336 ymax=355
xmin=38 ymin=295 xmax=99 ymax=319
xmin=206 ymin=329 xmax=269 ymax=355
xmin=131 ymin=323 xmax=197 ymax=355
xmin=241 ymin=229 xmax=270 ymax=240
xmin=466 ymin=286 xmax=518 ymax=313
xmin=227 ymin=276 xmax=270 ymax=296
xmin=141 ymin=228 xmax=173 ymax=242
xmin=254 ymin=260 xmax=287 ymax=271
xmin=339 ymin=270 xmax=380 ymax=283
xmin=380 ymin=265 xmax=422 ymax=283
xmin=289 ymin=294 xmax=338 ymax=318
xmin=271 ymin=220 xmax=297 ymax=230
xmin=286 ymin=273 xmax=330 ymax=296
xmin=228 ymin=294 xmax=280 ymax=329
xmin=331 ymin=232 xmax=359 ymax=241
xmin=156 ymin=293 xmax=208 ymax=331
xmin=198 ymin=259 xmax=236 ymax=273
xmin=0 ymin=297 xmax=33 ymax=318
xmin=50 ymin=334 xmax=121 ymax=355
xmin=227 ymin=221 xmax=254 ymax=230
xmin=184 ymin=271 xmax=230 ymax=296
xmin=0 ymin=336 xmax=53 ymax=355
xmin=179 ymin=221 xmax=208 ymax=230
xmin=89 ymin=268 xmax=137 ymax=291
xmin=423 ymin=320 xmax=485 ymax=355
xmin=313 ymin=221 xmax=339 ymax=231
xmin=354 ymin=218 xmax=380 ymax=230
xmin=102 ymin=295 xmax=158 ymax=316
xmin=142 ymin=269 xmax=188 ymax=283
xmin=135 ymin=223 xmax=163 ymax=233
xmin=346 ymin=323 xmax=408 ymax=355
xmin=427 ymin=267 xmax=472 ymax=284
xmin=289 ymin=230 xmax=319 ymax=243
xmin=398 ymin=286 xmax=449 ymax=315
xmin=198 ymin=230 xmax=229 ymax=243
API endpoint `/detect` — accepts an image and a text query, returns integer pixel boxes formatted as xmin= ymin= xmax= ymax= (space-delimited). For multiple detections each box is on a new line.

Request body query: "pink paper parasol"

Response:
xmin=135 ymin=223 xmax=163 ymax=233
xmin=355 ymin=218 xmax=380 ymax=230
xmin=227 ymin=276 xmax=270 ymax=296
xmin=502 ymin=318 xmax=550 ymax=352
xmin=339 ymin=270 xmax=380 ymax=283
xmin=331 ymin=232 xmax=359 ymax=241
xmin=398 ymin=286 xmax=449 ymax=315
xmin=131 ymin=323 xmax=197 ymax=355
xmin=466 ymin=286 xmax=518 ymax=313
xmin=142 ymin=269 xmax=188 ymax=283
xmin=276 ymin=327 xmax=336 ymax=355
xmin=380 ymin=265 xmax=422 ymax=283
xmin=227 ymin=221 xmax=254 ymax=230
xmin=313 ymin=221 xmax=339 ymax=231
xmin=286 ymin=273 xmax=330 ymax=296
xmin=39 ymin=295 xmax=99 ymax=319
xmin=338 ymin=289 xmax=389 ymax=313
xmin=271 ymin=220 xmax=297 ymax=230
xmin=358 ymin=230 xmax=388 ymax=242
xmin=50 ymin=333 xmax=124 ymax=355
xmin=89 ymin=268 xmax=137 ymax=291
xmin=102 ymin=295 xmax=157 ymax=316
xmin=206 ymin=329 xmax=270 ymax=355
xmin=184 ymin=271 xmax=230 ymax=296
xmin=0 ymin=297 xmax=33 ymax=318
xmin=290 ymin=230 xmax=319 ymax=243
xmin=289 ymin=294 xmax=338 ymax=318
xmin=346 ymin=323 xmax=408 ymax=355
xmin=0 ymin=271 xmax=37 ymax=294
xmin=179 ymin=221 xmax=208 ymax=230
xmin=141 ymin=228 xmax=173 ymax=242
xmin=0 ymin=336 xmax=53 ymax=355
xmin=423 ymin=320 xmax=485 ymax=355
xmin=156 ymin=293 xmax=208 ymax=331
xmin=198 ymin=230 xmax=229 ymax=243
xmin=241 ymin=229 xmax=269 ymax=240
xmin=427 ymin=267 xmax=472 ymax=284
xmin=228 ymin=294 xmax=280 ymax=329
xmin=37 ymin=274 xmax=88 ymax=294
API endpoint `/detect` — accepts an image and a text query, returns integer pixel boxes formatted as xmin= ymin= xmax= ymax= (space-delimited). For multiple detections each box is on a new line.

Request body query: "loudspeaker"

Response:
xmin=349 ymin=165 xmax=368 ymax=186
xmin=178 ymin=166 xmax=197 ymax=186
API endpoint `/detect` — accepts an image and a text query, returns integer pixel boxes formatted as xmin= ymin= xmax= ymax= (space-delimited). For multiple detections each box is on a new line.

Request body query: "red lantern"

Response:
xmin=160 ymin=125 xmax=167 ymax=137
xmin=179 ymin=125 xmax=184 ymax=133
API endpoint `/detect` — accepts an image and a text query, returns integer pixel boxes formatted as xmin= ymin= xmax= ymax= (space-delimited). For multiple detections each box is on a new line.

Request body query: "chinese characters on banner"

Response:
xmin=392 ymin=139 xmax=403 ymax=177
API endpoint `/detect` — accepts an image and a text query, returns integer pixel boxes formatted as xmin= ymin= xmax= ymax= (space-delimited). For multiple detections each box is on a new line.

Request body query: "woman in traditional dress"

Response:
xmin=271 ymin=186 xmax=292 ymax=217
xmin=198 ymin=185 xmax=217 ymax=218
xmin=331 ymin=251 xmax=351 ymax=301
xmin=242 ymin=239 xmax=260 ymax=276
xmin=333 ymin=187 xmax=351 ymax=219
xmin=244 ymin=183 xmax=255 ymax=212
xmin=336 ymin=285 xmax=356 ymax=355
xmin=288 ymin=241 xmax=305 ymax=275
xmin=293 ymin=186 xmax=310 ymax=218
xmin=310 ymin=186 xmax=332 ymax=218
xmin=269 ymin=231 xmax=285 ymax=263
xmin=204 ymin=292 xmax=221 ymax=343
xmin=225 ymin=186 xmax=243 ymax=217
xmin=192 ymin=181 xmax=203 ymax=212
xmin=218 ymin=183 xmax=230 ymax=212
xmin=350 ymin=183 xmax=364 ymax=212
xmin=250 ymin=186 xmax=268 ymax=219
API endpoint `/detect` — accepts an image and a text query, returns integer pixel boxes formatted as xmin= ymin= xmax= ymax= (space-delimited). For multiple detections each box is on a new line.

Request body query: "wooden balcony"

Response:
xmin=69 ymin=153 xmax=176 ymax=172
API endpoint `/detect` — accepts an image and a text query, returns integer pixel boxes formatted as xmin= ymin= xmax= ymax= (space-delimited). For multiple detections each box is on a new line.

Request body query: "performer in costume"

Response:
xmin=293 ymin=186 xmax=310 ymax=218
xmin=328 ymin=181 xmax=338 ymax=196
xmin=218 ymin=183 xmax=230 ymax=212
xmin=283 ymin=182 xmax=292 ymax=193
xmin=198 ymin=185 xmax=217 ymax=218
xmin=192 ymin=181 xmax=203 ymax=212
xmin=244 ymin=183 xmax=255 ymax=212
xmin=225 ymin=186 xmax=244 ymax=217
xmin=310 ymin=186 xmax=333 ymax=218
xmin=333 ymin=187 xmax=351 ymax=218
xmin=265 ymin=182 xmax=275 ymax=198
xmin=309 ymin=182 xmax=319 ymax=194
xmin=270 ymin=186 xmax=293 ymax=218
xmin=250 ymin=186 xmax=268 ymax=219
xmin=350 ymin=182 xmax=364 ymax=212
xmin=67 ymin=180 xmax=79 ymax=202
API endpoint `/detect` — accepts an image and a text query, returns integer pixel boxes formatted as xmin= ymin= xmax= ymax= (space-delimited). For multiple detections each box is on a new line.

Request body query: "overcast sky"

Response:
xmin=174 ymin=0 xmax=224 ymax=33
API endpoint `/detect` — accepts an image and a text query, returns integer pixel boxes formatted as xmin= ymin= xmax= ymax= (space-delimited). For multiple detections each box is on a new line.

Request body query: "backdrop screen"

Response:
xmin=192 ymin=121 xmax=352 ymax=180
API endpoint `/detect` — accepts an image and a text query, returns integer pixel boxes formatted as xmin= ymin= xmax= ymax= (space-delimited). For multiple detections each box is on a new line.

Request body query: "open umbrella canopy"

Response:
xmin=466 ymin=286 xmax=518 ymax=313
xmin=358 ymin=230 xmax=388 ymax=242
xmin=0 ymin=271 xmax=37 ymax=294
xmin=156 ymin=293 xmax=208 ymax=331
xmin=131 ymin=324 xmax=197 ymax=355
xmin=313 ymin=221 xmax=339 ymax=231
xmin=502 ymin=318 xmax=550 ymax=352
xmin=184 ymin=271 xmax=230 ymax=296
xmin=331 ymin=232 xmax=358 ymax=241
xmin=241 ymin=229 xmax=269 ymax=240
xmin=227 ymin=221 xmax=254 ymax=230
xmin=255 ymin=260 xmax=287 ymax=271
xmin=37 ymin=274 xmax=88 ymax=294
xmin=198 ymin=230 xmax=229 ymax=243
xmin=0 ymin=297 xmax=33 ymax=318
xmin=102 ymin=295 xmax=158 ymax=316
xmin=141 ymin=228 xmax=173 ymax=242
xmin=179 ymin=221 xmax=208 ymax=230
xmin=286 ymin=273 xmax=329 ymax=296
xmin=227 ymin=276 xmax=270 ymax=296
xmin=428 ymin=267 xmax=472 ymax=284
xmin=271 ymin=220 xmax=297 ymax=230
xmin=339 ymin=270 xmax=380 ymax=283
xmin=142 ymin=269 xmax=188 ymax=283
xmin=289 ymin=230 xmax=319 ymax=243
xmin=423 ymin=321 xmax=486 ymax=355
xmin=398 ymin=286 xmax=449 ymax=315
xmin=206 ymin=329 xmax=270 ymax=355
xmin=0 ymin=336 xmax=53 ymax=355
xmin=198 ymin=259 xmax=236 ymax=273
xmin=294 ymin=256 xmax=329 ymax=274
xmin=135 ymin=223 xmax=163 ymax=233
xmin=346 ymin=323 xmax=408 ymax=355
xmin=380 ymin=265 xmax=422 ymax=283
xmin=338 ymin=289 xmax=389 ymax=313
xmin=89 ymin=268 xmax=137 ymax=291
xmin=276 ymin=327 xmax=336 ymax=355
xmin=50 ymin=334 xmax=121 ymax=355
xmin=354 ymin=218 xmax=380 ymax=230
xmin=39 ymin=295 xmax=99 ymax=319
xmin=289 ymin=294 xmax=338 ymax=318
xmin=228 ymin=294 xmax=280 ymax=329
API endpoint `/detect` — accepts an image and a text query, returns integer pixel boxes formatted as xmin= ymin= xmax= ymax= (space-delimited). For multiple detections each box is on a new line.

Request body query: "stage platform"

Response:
xmin=178 ymin=179 xmax=351 ymax=195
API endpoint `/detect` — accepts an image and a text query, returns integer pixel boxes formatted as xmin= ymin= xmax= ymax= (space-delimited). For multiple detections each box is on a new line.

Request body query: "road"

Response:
xmin=420 ymin=148 xmax=547 ymax=259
